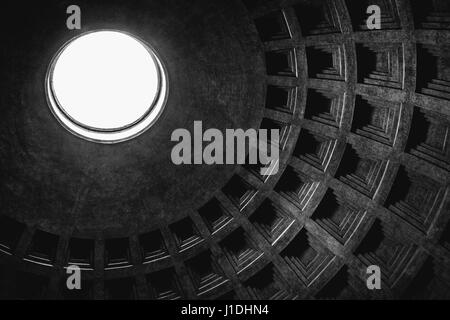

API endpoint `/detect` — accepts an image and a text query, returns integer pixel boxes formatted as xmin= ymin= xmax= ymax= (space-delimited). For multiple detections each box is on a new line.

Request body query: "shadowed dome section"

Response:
xmin=46 ymin=30 xmax=168 ymax=143
xmin=0 ymin=0 xmax=449 ymax=301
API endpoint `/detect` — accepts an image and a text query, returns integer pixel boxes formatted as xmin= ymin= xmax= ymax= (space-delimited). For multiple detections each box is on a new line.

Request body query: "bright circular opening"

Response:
xmin=46 ymin=30 xmax=168 ymax=143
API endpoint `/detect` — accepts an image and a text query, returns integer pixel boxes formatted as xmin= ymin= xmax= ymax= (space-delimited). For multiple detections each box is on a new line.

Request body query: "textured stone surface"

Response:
xmin=0 ymin=0 xmax=449 ymax=300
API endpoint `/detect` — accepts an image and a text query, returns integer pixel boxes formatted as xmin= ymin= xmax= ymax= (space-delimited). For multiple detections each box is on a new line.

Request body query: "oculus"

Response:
xmin=46 ymin=30 xmax=168 ymax=143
